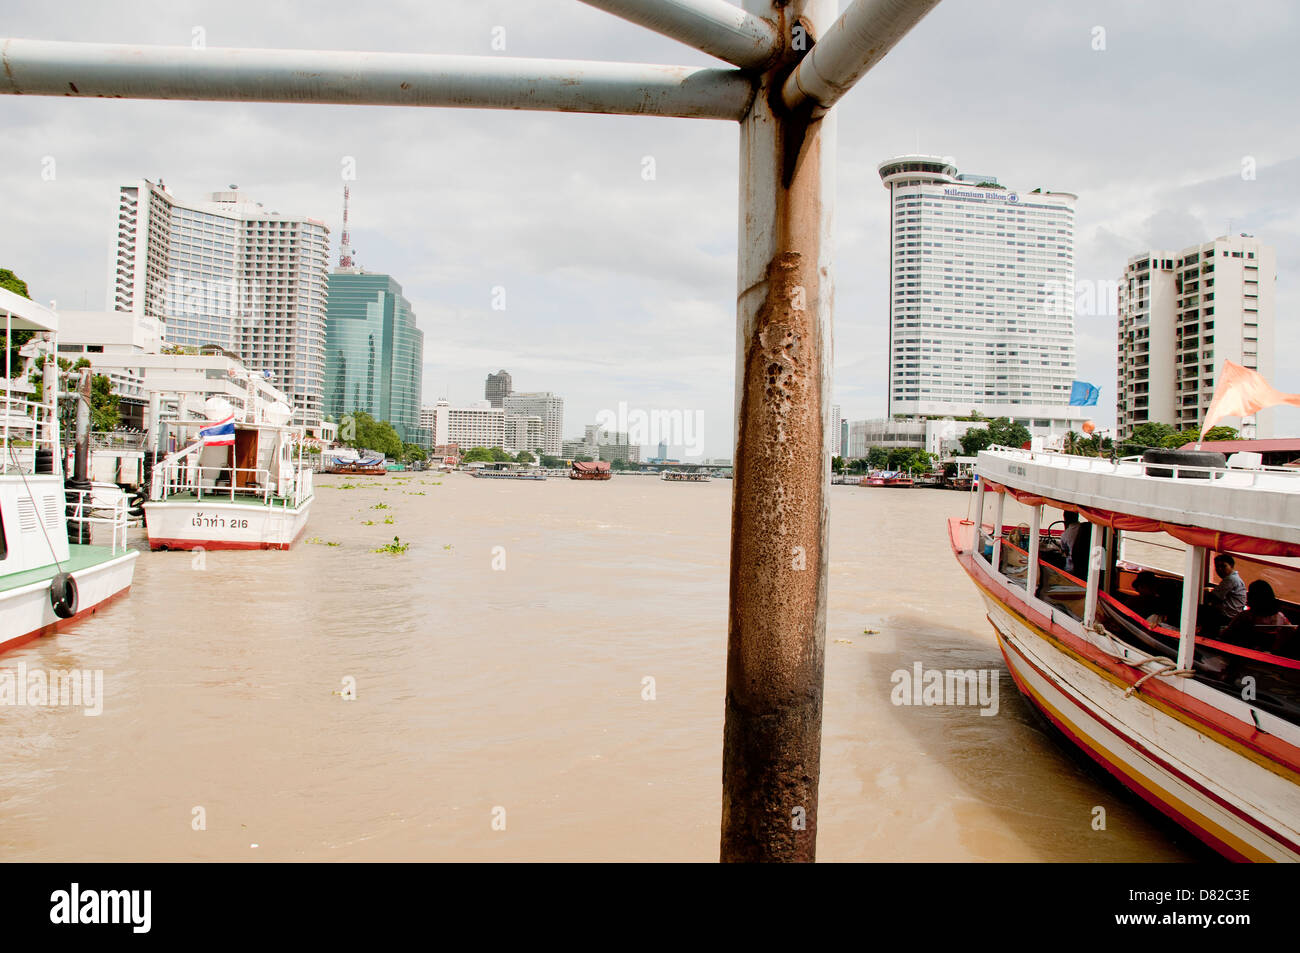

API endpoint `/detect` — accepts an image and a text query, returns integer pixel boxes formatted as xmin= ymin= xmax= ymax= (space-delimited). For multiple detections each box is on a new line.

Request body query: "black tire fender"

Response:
xmin=50 ymin=572 xmax=78 ymax=620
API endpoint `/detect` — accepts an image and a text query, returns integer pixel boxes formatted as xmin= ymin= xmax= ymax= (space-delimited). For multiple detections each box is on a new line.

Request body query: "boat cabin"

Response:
xmin=972 ymin=447 xmax=1300 ymax=726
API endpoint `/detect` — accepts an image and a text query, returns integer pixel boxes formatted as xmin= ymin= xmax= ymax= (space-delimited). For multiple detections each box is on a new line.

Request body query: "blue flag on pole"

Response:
xmin=1069 ymin=381 xmax=1100 ymax=406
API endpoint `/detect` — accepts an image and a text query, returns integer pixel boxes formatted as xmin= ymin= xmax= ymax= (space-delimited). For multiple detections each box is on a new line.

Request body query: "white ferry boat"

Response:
xmin=0 ymin=290 xmax=136 ymax=655
xmin=661 ymin=470 xmax=710 ymax=482
xmin=143 ymin=386 xmax=312 ymax=551
xmin=952 ymin=444 xmax=1300 ymax=861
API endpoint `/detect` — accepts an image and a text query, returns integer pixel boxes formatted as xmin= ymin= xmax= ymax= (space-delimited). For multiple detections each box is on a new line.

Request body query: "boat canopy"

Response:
xmin=981 ymin=478 xmax=1300 ymax=558
xmin=572 ymin=460 xmax=610 ymax=473
xmin=977 ymin=447 xmax=1300 ymax=553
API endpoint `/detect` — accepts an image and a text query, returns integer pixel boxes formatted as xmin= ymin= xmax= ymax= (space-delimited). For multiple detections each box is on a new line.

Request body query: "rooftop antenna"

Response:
xmin=339 ymin=185 xmax=354 ymax=269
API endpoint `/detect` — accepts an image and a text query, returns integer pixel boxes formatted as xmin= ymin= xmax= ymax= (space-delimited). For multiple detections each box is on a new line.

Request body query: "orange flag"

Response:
xmin=1201 ymin=361 xmax=1300 ymax=438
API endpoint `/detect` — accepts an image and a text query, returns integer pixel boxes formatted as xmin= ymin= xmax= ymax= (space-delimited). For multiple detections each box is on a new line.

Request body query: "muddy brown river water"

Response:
xmin=0 ymin=473 xmax=1199 ymax=861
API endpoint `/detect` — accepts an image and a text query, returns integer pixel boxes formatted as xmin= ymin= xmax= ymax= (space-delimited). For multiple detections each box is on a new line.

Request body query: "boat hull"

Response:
xmin=143 ymin=497 xmax=312 ymax=551
xmin=951 ymin=519 xmax=1300 ymax=861
xmin=0 ymin=550 xmax=138 ymax=656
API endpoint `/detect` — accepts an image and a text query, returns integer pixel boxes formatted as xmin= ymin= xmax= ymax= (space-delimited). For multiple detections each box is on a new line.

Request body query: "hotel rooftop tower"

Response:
xmin=878 ymin=156 xmax=1082 ymax=427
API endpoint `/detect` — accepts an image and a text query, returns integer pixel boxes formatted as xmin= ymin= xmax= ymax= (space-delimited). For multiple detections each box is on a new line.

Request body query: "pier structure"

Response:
xmin=0 ymin=0 xmax=942 ymax=861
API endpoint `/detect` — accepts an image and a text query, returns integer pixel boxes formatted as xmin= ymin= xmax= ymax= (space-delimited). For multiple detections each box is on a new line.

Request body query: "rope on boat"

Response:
xmin=1086 ymin=621 xmax=1195 ymax=695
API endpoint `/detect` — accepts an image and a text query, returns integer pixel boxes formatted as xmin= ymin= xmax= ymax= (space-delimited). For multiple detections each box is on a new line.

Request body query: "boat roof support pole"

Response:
xmin=1026 ymin=504 xmax=1042 ymax=599
xmin=1178 ymin=546 xmax=1205 ymax=670
xmin=991 ymin=488 xmax=1006 ymax=571
xmin=1083 ymin=544 xmax=1104 ymax=630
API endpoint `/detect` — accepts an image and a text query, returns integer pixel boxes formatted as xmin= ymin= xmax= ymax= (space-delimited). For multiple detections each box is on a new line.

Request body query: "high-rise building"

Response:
xmin=485 ymin=369 xmax=512 ymax=408
xmin=504 ymin=413 xmax=544 ymax=454
xmin=830 ymin=404 xmax=842 ymax=455
xmin=1117 ymin=235 xmax=1276 ymax=440
xmin=504 ymin=392 xmax=564 ymax=456
xmin=422 ymin=400 xmax=505 ymax=449
xmin=878 ymin=156 xmax=1083 ymax=425
xmin=111 ymin=179 xmax=331 ymax=424
xmin=325 ymin=269 xmax=428 ymax=446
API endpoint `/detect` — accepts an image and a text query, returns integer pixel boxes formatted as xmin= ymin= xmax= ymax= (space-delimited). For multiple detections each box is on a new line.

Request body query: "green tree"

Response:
xmin=0 ymin=268 xmax=35 ymax=378
xmin=888 ymin=448 xmax=933 ymax=473
xmin=461 ymin=446 xmax=495 ymax=463
xmin=985 ymin=417 xmax=1031 ymax=448
xmin=90 ymin=373 xmax=120 ymax=431
xmin=866 ymin=447 xmax=889 ymax=469
xmin=539 ymin=454 xmax=562 ymax=468
xmin=514 ymin=449 xmax=535 ymax=464
xmin=402 ymin=443 xmax=427 ymax=463
xmin=1121 ymin=421 xmax=1176 ymax=456
xmin=959 ymin=428 xmax=992 ymax=456
xmin=343 ymin=410 xmax=403 ymax=458
xmin=1162 ymin=425 xmax=1240 ymax=448
xmin=831 ymin=455 xmax=845 ymax=473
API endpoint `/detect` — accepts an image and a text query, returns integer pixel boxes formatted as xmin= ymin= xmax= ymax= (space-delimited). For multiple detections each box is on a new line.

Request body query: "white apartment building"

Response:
xmin=878 ymin=156 xmax=1086 ymax=427
xmin=421 ymin=400 xmax=506 ymax=450
xmin=1117 ymin=235 xmax=1276 ymax=440
xmin=503 ymin=392 xmax=564 ymax=456
xmin=505 ymin=413 xmax=545 ymax=454
xmin=830 ymin=404 xmax=842 ymax=456
xmin=111 ymin=179 xmax=331 ymax=425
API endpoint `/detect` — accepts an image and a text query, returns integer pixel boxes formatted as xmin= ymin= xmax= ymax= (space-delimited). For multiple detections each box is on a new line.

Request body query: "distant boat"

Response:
xmin=324 ymin=449 xmax=387 ymax=475
xmin=470 ymin=464 xmax=546 ymax=480
xmin=144 ymin=394 xmax=313 ymax=551
xmin=661 ymin=470 xmax=709 ymax=482
xmin=862 ymin=470 xmax=913 ymax=487
xmin=570 ymin=460 xmax=611 ymax=481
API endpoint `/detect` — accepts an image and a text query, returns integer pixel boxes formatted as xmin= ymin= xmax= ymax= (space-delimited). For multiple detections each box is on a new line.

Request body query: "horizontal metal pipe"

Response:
xmin=0 ymin=38 xmax=755 ymax=121
xmin=781 ymin=0 xmax=940 ymax=112
xmin=577 ymin=0 xmax=779 ymax=69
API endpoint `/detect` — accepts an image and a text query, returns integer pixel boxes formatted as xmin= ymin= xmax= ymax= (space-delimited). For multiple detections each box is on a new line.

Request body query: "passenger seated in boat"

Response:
xmin=1201 ymin=554 xmax=1248 ymax=636
xmin=1222 ymin=580 xmax=1297 ymax=654
xmin=1132 ymin=571 xmax=1178 ymax=628
xmin=1058 ymin=511 xmax=1092 ymax=577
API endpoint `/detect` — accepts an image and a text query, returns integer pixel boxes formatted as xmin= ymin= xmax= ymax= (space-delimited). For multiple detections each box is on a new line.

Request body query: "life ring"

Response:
xmin=1141 ymin=448 xmax=1226 ymax=480
xmin=49 ymin=572 xmax=78 ymax=619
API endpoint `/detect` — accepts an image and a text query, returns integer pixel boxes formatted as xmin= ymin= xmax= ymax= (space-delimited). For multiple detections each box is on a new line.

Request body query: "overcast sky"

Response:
xmin=2 ymin=0 xmax=1296 ymax=457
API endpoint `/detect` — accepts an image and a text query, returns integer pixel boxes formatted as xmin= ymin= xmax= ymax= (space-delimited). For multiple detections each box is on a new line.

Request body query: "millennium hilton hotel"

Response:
xmin=878 ymin=156 xmax=1089 ymax=437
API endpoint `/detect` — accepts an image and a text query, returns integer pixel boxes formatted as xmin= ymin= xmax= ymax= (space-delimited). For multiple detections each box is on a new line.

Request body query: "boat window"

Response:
xmin=0 ymin=508 xmax=7 ymax=560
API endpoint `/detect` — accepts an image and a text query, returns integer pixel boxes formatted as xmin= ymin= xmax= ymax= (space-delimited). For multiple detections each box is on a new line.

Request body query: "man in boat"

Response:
xmin=1058 ymin=510 xmax=1092 ymax=577
xmin=1222 ymin=580 xmax=1296 ymax=655
xmin=1202 ymin=554 xmax=1248 ymax=636
xmin=1132 ymin=571 xmax=1179 ymax=628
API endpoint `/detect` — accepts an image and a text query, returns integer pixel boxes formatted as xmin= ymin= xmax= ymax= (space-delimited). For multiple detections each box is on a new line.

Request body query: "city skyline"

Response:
xmin=2 ymin=1 xmax=1296 ymax=457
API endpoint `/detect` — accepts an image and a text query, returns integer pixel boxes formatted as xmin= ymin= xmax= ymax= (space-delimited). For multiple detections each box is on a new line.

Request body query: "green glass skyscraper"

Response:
xmin=325 ymin=270 xmax=429 ymax=446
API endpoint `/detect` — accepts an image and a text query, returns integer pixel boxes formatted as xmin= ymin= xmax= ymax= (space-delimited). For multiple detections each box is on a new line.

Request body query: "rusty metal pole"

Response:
xmin=722 ymin=0 xmax=835 ymax=862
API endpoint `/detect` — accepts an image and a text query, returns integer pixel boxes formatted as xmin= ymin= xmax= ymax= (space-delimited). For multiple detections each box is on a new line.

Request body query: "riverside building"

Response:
xmin=325 ymin=269 xmax=429 ymax=446
xmin=1116 ymin=235 xmax=1276 ymax=440
xmin=111 ymin=180 xmax=330 ymax=424
xmin=503 ymin=392 xmax=564 ymax=457
xmin=878 ymin=156 xmax=1087 ymax=435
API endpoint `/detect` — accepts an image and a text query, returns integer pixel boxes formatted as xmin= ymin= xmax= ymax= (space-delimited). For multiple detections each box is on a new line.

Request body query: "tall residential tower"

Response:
xmin=878 ymin=156 xmax=1084 ymax=430
xmin=1117 ymin=235 xmax=1276 ymax=440
xmin=111 ymin=179 xmax=331 ymax=424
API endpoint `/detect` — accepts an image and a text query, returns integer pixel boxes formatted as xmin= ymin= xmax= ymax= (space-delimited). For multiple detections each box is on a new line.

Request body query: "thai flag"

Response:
xmin=198 ymin=414 xmax=236 ymax=447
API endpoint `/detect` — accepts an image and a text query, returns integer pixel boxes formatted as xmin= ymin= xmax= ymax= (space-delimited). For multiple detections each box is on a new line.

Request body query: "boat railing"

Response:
xmin=64 ymin=487 xmax=131 ymax=556
xmin=985 ymin=445 xmax=1300 ymax=487
xmin=0 ymin=395 xmax=60 ymax=475
xmin=158 ymin=455 xmax=276 ymax=504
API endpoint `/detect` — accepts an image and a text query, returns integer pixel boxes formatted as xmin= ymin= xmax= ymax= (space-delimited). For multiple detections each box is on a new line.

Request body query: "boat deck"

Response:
xmin=0 ymin=545 xmax=126 ymax=593
xmin=151 ymin=490 xmax=298 ymax=507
